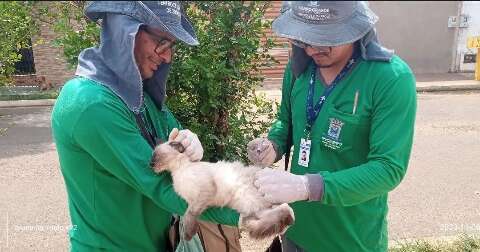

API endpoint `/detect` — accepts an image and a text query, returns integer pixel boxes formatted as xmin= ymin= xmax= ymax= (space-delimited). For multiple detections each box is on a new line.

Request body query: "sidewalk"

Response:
xmin=415 ymin=72 xmax=479 ymax=92
xmin=0 ymin=73 xmax=479 ymax=108
xmin=416 ymin=79 xmax=480 ymax=92
xmin=259 ymin=72 xmax=480 ymax=101
xmin=0 ymin=99 xmax=55 ymax=108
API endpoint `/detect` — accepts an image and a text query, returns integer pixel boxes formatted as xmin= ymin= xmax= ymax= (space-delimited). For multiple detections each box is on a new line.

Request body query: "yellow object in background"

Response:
xmin=467 ymin=36 xmax=480 ymax=81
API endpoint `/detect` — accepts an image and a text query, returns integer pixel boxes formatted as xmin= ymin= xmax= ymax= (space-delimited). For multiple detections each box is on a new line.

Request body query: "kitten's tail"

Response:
xmin=242 ymin=203 xmax=295 ymax=240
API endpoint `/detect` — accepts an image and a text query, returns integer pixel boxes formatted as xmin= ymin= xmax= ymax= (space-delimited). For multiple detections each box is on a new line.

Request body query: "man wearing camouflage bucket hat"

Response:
xmin=249 ymin=1 xmax=416 ymax=251
xmin=52 ymin=1 xmax=241 ymax=251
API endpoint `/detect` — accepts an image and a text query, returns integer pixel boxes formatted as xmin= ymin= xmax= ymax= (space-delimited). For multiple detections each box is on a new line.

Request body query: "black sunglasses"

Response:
xmin=289 ymin=39 xmax=332 ymax=53
xmin=143 ymin=28 xmax=176 ymax=55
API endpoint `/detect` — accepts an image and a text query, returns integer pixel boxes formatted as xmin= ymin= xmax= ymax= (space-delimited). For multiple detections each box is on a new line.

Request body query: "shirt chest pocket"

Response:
xmin=313 ymin=107 xmax=370 ymax=154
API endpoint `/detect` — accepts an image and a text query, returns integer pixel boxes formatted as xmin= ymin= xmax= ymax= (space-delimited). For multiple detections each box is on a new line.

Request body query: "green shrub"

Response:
xmin=0 ymin=1 xmax=38 ymax=85
xmin=390 ymin=234 xmax=480 ymax=252
xmin=41 ymin=1 xmax=278 ymax=162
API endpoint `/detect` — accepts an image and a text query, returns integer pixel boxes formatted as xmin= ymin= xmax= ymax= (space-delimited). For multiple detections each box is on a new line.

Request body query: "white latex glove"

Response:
xmin=247 ymin=138 xmax=277 ymax=167
xmin=254 ymin=168 xmax=309 ymax=204
xmin=168 ymin=128 xmax=203 ymax=161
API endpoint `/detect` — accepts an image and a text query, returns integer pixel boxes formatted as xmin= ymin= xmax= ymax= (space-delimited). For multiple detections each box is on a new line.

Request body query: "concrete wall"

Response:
xmin=457 ymin=1 xmax=480 ymax=72
xmin=369 ymin=1 xmax=459 ymax=74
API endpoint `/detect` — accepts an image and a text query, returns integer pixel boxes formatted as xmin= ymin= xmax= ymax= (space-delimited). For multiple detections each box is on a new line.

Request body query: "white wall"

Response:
xmin=457 ymin=1 xmax=480 ymax=72
xmin=369 ymin=1 xmax=458 ymax=74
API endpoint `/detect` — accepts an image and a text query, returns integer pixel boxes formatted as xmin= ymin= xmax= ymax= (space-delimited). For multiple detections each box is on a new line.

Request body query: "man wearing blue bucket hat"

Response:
xmin=51 ymin=1 xmax=240 ymax=251
xmin=249 ymin=1 xmax=417 ymax=251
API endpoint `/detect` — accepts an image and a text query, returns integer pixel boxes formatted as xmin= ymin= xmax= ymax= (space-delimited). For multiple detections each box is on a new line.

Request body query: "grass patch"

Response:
xmin=0 ymin=90 xmax=58 ymax=101
xmin=390 ymin=234 xmax=480 ymax=252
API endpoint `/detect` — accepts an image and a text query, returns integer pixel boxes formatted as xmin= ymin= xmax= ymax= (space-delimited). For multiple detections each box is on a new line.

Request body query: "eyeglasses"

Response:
xmin=143 ymin=28 xmax=176 ymax=55
xmin=289 ymin=39 xmax=332 ymax=53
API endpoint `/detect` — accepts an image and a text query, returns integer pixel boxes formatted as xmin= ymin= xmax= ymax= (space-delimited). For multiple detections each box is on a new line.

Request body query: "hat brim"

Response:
xmin=159 ymin=15 xmax=199 ymax=46
xmin=272 ymin=4 xmax=378 ymax=47
xmin=85 ymin=1 xmax=199 ymax=46
xmin=136 ymin=2 xmax=199 ymax=46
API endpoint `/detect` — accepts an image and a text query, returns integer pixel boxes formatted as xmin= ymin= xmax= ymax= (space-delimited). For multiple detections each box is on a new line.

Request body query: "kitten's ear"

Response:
xmin=169 ymin=142 xmax=186 ymax=153
xmin=169 ymin=128 xmax=179 ymax=141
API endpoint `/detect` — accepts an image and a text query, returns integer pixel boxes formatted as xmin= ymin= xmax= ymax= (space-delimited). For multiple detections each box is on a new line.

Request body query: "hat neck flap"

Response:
xmin=76 ymin=14 xmax=169 ymax=113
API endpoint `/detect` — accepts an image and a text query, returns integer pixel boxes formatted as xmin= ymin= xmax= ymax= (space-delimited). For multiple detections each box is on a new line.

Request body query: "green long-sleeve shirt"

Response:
xmin=51 ymin=77 xmax=239 ymax=251
xmin=268 ymin=56 xmax=417 ymax=251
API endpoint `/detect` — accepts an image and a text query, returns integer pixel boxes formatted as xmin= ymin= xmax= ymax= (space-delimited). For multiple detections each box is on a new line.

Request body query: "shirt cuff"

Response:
xmin=305 ymin=174 xmax=324 ymax=201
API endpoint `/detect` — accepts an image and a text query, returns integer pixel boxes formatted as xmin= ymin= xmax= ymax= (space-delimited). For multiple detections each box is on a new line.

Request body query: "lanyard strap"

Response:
xmin=305 ymin=56 xmax=358 ymax=134
xmin=135 ymin=107 xmax=159 ymax=148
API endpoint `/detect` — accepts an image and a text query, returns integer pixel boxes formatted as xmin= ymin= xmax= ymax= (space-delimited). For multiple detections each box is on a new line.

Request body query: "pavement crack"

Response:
xmin=0 ymin=128 xmax=7 ymax=137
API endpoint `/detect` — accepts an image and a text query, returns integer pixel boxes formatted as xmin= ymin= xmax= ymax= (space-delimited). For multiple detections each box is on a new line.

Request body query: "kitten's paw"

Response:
xmin=243 ymin=204 xmax=295 ymax=240
xmin=183 ymin=216 xmax=199 ymax=241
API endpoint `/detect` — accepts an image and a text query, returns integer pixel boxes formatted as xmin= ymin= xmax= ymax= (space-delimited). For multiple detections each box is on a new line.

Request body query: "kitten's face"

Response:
xmin=151 ymin=141 xmax=185 ymax=173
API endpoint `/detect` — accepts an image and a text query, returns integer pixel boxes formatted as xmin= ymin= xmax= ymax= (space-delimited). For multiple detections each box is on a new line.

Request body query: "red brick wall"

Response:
xmin=261 ymin=1 xmax=289 ymax=88
xmin=31 ymin=2 xmax=75 ymax=87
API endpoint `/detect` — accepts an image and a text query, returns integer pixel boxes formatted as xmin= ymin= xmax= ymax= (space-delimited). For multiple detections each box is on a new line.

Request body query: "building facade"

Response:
xmin=20 ymin=1 xmax=479 ymax=87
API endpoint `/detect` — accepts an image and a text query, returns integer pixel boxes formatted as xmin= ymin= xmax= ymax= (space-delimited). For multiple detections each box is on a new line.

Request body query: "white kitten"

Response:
xmin=151 ymin=141 xmax=295 ymax=241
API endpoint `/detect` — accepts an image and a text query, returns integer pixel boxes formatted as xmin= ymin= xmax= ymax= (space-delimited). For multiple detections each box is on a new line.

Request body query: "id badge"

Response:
xmin=298 ymin=138 xmax=311 ymax=167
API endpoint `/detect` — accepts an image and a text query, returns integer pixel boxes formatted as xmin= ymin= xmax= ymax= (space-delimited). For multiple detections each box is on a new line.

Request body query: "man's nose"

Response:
xmin=159 ymin=48 xmax=173 ymax=64
xmin=305 ymin=46 xmax=329 ymax=56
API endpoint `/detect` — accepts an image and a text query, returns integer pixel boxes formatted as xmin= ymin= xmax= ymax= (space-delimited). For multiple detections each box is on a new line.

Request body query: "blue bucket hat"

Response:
xmin=273 ymin=1 xmax=378 ymax=47
xmin=85 ymin=1 xmax=198 ymax=45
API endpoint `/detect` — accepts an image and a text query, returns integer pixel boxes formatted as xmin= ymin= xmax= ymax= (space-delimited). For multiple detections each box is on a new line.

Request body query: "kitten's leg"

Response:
xmin=243 ymin=203 xmax=295 ymax=240
xmin=183 ymin=203 xmax=208 ymax=241
xmin=182 ymin=177 xmax=217 ymax=241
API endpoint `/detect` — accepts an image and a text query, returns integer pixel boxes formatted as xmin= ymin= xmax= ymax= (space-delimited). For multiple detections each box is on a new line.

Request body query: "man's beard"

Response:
xmin=313 ymin=53 xmax=335 ymax=68
xmin=317 ymin=63 xmax=334 ymax=68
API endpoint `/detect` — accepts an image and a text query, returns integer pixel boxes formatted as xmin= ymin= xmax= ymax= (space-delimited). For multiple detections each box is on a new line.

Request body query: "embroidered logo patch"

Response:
xmin=322 ymin=118 xmax=344 ymax=150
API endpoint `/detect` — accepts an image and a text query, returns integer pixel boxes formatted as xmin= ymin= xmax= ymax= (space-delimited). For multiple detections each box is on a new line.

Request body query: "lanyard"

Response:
xmin=305 ymin=56 xmax=358 ymax=136
xmin=144 ymin=107 xmax=159 ymax=145
xmin=135 ymin=107 xmax=159 ymax=148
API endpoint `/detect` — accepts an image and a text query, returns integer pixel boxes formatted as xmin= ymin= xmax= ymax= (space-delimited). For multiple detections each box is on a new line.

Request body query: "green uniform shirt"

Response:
xmin=51 ymin=77 xmax=239 ymax=251
xmin=268 ymin=56 xmax=416 ymax=252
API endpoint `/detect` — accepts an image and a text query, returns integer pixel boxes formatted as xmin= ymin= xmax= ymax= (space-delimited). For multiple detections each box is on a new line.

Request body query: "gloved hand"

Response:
xmin=247 ymin=138 xmax=277 ymax=167
xmin=168 ymin=128 xmax=203 ymax=161
xmin=254 ymin=168 xmax=309 ymax=204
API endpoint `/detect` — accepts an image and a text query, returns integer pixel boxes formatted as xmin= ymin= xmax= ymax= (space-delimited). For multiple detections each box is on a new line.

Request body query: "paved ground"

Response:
xmin=0 ymin=92 xmax=479 ymax=251
xmin=388 ymin=92 xmax=480 ymax=240
xmin=0 ymin=107 xmax=69 ymax=251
